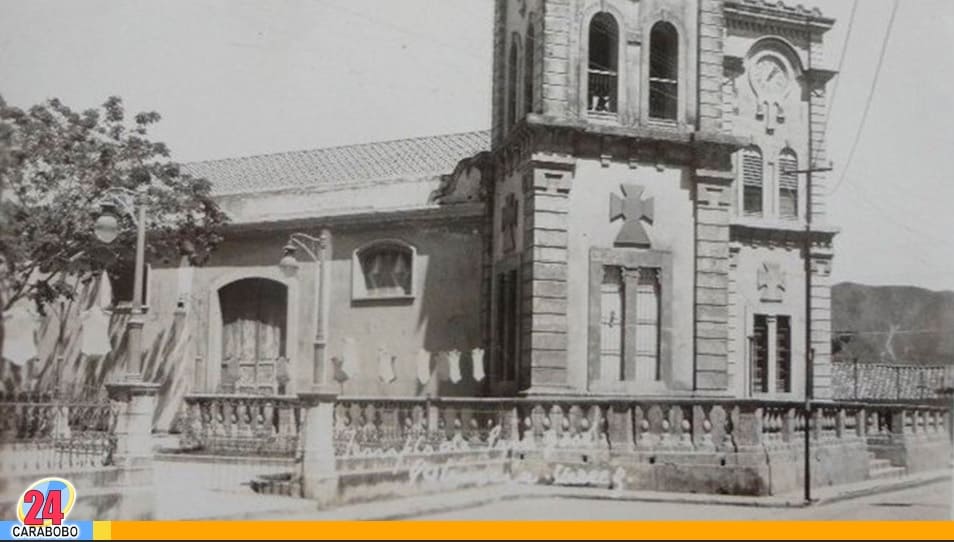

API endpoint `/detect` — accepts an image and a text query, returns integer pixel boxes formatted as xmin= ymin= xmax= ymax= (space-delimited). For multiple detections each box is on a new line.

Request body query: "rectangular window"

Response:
xmin=108 ymin=263 xmax=150 ymax=308
xmin=496 ymin=269 xmax=520 ymax=382
xmin=778 ymin=154 xmax=799 ymax=220
xmin=776 ymin=315 xmax=791 ymax=392
xmin=599 ymin=266 xmax=624 ymax=382
xmin=742 ymin=150 xmax=763 ymax=217
xmin=752 ymin=314 xmax=769 ymax=394
xmin=634 ymin=269 xmax=661 ymax=381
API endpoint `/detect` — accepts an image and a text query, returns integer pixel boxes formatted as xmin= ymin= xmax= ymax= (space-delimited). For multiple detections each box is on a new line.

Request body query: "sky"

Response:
xmin=0 ymin=0 xmax=952 ymax=292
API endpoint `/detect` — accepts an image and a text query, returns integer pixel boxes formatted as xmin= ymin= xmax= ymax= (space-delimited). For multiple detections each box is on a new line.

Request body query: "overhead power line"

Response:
xmin=822 ymin=0 xmax=859 ymax=140
xmin=828 ymin=0 xmax=900 ymax=196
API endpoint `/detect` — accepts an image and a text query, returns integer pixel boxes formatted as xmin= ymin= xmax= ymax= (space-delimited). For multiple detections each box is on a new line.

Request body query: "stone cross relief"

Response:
xmin=609 ymin=183 xmax=654 ymax=248
xmin=757 ymin=262 xmax=786 ymax=302
xmin=501 ymin=193 xmax=519 ymax=253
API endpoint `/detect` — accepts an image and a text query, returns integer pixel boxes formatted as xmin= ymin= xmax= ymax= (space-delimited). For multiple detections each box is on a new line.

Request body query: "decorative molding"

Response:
xmin=757 ymin=261 xmax=786 ymax=302
xmin=609 ymin=184 xmax=654 ymax=248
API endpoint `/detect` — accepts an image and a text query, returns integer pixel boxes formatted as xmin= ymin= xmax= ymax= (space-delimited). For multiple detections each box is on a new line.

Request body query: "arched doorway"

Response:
xmin=218 ymin=278 xmax=288 ymax=395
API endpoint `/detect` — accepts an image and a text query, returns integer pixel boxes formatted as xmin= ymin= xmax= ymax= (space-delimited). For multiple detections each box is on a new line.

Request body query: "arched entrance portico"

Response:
xmin=206 ymin=271 xmax=300 ymax=395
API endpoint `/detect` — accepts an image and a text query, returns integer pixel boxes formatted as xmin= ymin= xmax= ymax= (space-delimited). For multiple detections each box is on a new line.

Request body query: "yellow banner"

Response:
xmin=93 ymin=521 xmax=954 ymax=540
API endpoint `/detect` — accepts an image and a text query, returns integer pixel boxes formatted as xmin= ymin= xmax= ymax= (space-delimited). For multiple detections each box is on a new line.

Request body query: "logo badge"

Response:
xmin=2 ymin=477 xmax=92 ymax=541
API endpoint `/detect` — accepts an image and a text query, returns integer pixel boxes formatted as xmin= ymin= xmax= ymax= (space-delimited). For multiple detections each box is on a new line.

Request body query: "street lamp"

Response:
xmin=93 ymin=187 xmax=148 ymax=382
xmin=278 ymin=229 xmax=332 ymax=390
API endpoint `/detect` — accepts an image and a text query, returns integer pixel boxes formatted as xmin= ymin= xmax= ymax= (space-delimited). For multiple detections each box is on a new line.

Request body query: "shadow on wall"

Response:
xmin=415 ymin=225 xmax=487 ymax=398
xmin=1 ymin=274 xmax=195 ymax=432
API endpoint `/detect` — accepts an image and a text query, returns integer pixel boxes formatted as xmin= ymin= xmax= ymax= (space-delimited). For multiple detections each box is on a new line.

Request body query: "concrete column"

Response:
xmin=521 ymin=156 xmax=574 ymax=395
xmin=809 ymin=250 xmax=834 ymax=399
xmin=697 ymin=0 xmax=726 ymax=134
xmin=694 ymin=169 xmax=733 ymax=391
xmin=105 ymin=381 xmax=160 ymax=469
xmin=298 ymin=387 xmax=339 ymax=506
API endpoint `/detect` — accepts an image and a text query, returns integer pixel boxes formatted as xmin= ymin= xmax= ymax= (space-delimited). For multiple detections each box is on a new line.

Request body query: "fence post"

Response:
xmin=105 ymin=380 xmax=160 ymax=520
xmin=298 ymin=387 xmax=339 ymax=506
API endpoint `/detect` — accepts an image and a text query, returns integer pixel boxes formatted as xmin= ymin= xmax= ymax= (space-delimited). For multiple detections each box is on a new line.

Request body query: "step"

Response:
xmin=868 ymin=458 xmax=893 ymax=470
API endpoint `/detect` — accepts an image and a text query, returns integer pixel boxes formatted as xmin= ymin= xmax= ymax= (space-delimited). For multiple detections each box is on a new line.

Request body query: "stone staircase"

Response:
xmin=866 ymin=451 xmax=906 ymax=480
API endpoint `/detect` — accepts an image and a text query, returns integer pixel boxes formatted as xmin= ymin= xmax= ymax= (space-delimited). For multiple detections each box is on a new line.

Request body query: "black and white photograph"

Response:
xmin=0 ymin=0 xmax=951 ymax=529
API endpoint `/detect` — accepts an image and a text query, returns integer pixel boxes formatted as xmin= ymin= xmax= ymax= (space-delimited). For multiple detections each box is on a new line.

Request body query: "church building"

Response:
xmin=14 ymin=0 xmax=840 ymax=432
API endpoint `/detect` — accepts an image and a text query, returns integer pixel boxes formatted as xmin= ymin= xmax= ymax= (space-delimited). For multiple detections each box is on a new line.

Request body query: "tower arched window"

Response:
xmin=525 ymin=24 xmax=535 ymax=115
xmin=587 ymin=12 xmax=618 ymax=114
xmin=742 ymin=146 xmax=764 ymax=216
xmin=778 ymin=149 xmax=799 ymax=219
xmin=649 ymin=22 xmax=678 ymax=121
xmin=508 ymin=39 xmax=520 ymax=128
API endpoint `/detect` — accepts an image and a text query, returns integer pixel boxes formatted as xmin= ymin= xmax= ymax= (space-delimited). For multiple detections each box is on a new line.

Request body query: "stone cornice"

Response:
xmin=491 ymin=114 xmax=749 ymax=174
xmin=724 ymin=1 xmax=835 ymax=35
xmin=730 ymin=217 xmax=839 ymax=245
xmin=222 ymin=203 xmax=486 ymax=234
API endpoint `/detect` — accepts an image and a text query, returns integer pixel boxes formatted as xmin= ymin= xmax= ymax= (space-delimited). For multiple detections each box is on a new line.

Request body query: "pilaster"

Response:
xmin=520 ymin=153 xmax=574 ymax=394
xmin=694 ymin=167 xmax=733 ymax=391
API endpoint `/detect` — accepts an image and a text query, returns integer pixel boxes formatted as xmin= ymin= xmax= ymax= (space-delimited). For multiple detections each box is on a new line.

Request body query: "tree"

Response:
xmin=0 ymin=94 xmax=228 ymax=321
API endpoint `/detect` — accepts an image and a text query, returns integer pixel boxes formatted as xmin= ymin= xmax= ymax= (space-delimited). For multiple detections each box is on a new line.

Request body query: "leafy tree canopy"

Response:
xmin=0 ymin=94 xmax=228 ymax=315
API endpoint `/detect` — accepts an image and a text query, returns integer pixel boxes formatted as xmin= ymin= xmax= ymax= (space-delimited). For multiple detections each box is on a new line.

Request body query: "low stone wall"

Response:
xmin=203 ymin=395 xmax=952 ymax=504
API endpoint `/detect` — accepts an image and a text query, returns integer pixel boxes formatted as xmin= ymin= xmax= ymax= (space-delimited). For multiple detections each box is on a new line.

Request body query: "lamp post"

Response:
xmin=278 ymin=229 xmax=332 ymax=390
xmin=93 ymin=187 xmax=148 ymax=382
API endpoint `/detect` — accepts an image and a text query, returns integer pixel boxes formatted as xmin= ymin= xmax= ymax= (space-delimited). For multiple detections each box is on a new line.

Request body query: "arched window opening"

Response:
xmin=353 ymin=240 xmax=415 ymax=300
xmin=588 ymin=13 xmax=618 ymax=114
xmin=649 ymin=22 xmax=678 ymax=121
xmin=525 ymin=25 xmax=535 ymax=115
xmin=508 ymin=40 xmax=519 ymax=127
xmin=742 ymin=146 xmax=764 ymax=216
xmin=778 ymin=149 xmax=799 ymax=219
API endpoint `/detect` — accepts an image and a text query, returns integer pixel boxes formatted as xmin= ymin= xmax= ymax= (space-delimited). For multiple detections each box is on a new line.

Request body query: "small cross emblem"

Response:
xmin=609 ymin=184 xmax=654 ymax=248
xmin=757 ymin=262 xmax=786 ymax=302
xmin=501 ymin=193 xmax=519 ymax=253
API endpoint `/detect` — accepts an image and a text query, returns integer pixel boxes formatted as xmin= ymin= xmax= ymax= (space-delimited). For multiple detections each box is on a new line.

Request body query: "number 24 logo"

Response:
xmin=22 ymin=489 xmax=64 ymax=525
xmin=17 ymin=477 xmax=76 ymax=526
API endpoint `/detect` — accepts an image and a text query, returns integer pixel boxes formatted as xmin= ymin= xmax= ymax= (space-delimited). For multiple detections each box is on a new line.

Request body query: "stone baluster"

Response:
xmin=692 ymin=405 xmax=713 ymax=450
xmin=607 ymin=403 xmax=635 ymax=453
xmin=734 ymin=404 xmax=762 ymax=450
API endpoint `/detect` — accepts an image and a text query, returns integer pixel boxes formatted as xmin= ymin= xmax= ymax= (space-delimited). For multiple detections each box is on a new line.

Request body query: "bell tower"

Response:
xmin=484 ymin=0 xmax=760 ymax=398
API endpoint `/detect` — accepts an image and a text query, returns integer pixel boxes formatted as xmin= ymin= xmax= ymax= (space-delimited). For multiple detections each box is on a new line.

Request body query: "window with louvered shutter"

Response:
xmin=742 ymin=147 xmax=763 ymax=216
xmin=778 ymin=150 xmax=798 ymax=219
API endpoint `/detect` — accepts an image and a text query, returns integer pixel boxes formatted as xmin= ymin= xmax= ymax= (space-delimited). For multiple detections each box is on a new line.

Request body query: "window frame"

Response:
xmin=741 ymin=146 xmax=764 ymax=217
xmin=587 ymin=247 xmax=672 ymax=394
xmin=106 ymin=262 xmax=152 ymax=313
xmin=585 ymin=11 xmax=621 ymax=116
xmin=647 ymin=21 xmax=679 ymax=122
xmin=351 ymin=239 xmax=417 ymax=302
xmin=778 ymin=149 xmax=799 ymax=220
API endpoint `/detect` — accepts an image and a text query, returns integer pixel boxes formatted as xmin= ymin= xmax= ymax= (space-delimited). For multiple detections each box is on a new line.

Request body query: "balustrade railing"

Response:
xmin=180 ymin=394 xmax=302 ymax=457
xmin=177 ymin=393 xmax=951 ymax=465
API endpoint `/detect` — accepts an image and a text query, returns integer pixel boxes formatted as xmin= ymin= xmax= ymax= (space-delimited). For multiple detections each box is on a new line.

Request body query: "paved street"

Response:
xmin=412 ymin=479 xmax=954 ymax=521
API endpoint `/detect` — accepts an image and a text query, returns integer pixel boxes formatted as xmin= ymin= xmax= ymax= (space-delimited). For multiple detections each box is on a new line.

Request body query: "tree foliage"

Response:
xmin=0 ymin=94 xmax=228 ymax=314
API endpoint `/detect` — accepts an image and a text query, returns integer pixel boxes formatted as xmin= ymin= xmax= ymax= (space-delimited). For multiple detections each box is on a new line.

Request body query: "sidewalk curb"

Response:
xmin=360 ymin=472 xmax=952 ymax=520
xmin=810 ymin=471 xmax=950 ymax=507
xmin=204 ymin=471 xmax=952 ymax=521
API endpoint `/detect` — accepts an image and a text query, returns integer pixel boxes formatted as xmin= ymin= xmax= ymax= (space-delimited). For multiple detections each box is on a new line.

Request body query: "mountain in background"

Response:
xmin=831 ymin=282 xmax=954 ymax=365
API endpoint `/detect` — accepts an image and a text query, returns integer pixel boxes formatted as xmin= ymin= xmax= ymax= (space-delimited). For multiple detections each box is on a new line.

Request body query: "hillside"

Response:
xmin=832 ymin=282 xmax=954 ymax=365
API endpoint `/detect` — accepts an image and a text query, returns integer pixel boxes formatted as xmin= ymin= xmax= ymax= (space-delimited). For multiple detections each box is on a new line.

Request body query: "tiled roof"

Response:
xmin=183 ymin=130 xmax=490 ymax=196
